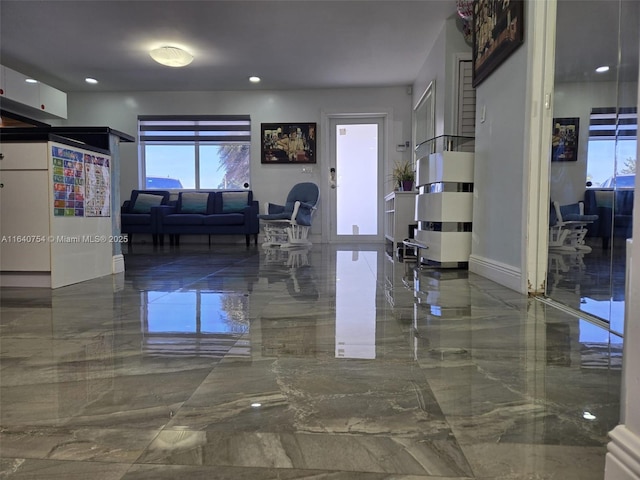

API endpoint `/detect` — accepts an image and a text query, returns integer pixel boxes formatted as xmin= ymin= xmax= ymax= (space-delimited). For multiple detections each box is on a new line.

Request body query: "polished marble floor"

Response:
xmin=547 ymin=235 xmax=629 ymax=334
xmin=0 ymin=243 xmax=623 ymax=479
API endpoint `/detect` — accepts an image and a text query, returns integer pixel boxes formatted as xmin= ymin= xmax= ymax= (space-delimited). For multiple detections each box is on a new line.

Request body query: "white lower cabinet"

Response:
xmin=0 ymin=169 xmax=51 ymax=271
xmin=1 ymin=141 xmax=112 ymax=287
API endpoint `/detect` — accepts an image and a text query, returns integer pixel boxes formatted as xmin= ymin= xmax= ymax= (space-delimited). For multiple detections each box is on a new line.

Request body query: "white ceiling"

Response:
xmin=0 ymin=0 xmax=460 ymax=93
xmin=1 ymin=1 xmax=636 ymax=95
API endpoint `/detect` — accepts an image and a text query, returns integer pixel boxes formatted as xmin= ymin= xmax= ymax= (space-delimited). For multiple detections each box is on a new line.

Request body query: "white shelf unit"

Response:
xmin=414 ymin=150 xmax=474 ymax=267
xmin=384 ymin=191 xmax=417 ymax=255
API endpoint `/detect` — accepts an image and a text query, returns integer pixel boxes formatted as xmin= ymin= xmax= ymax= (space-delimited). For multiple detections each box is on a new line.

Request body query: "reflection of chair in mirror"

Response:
xmin=258 ymin=182 xmax=319 ymax=248
xmin=549 ymin=201 xmax=598 ymax=252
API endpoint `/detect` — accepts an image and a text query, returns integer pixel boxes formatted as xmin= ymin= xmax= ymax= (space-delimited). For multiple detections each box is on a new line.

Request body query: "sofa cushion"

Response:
xmin=163 ymin=214 xmax=206 ymax=226
xmin=594 ymin=190 xmax=614 ymax=208
xmin=179 ymin=192 xmax=209 ymax=214
xmin=203 ymin=213 xmax=245 ymax=226
xmin=221 ymin=191 xmax=249 ymax=213
xmin=131 ymin=193 xmax=165 ymax=213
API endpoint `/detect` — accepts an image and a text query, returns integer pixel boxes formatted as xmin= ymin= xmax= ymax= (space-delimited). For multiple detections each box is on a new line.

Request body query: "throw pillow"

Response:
xmin=131 ymin=193 xmax=164 ymax=213
xmin=222 ymin=191 xmax=249 ymax=213
xmin=180 ymin=192 xmax=209 ymax=214
xmin=594 ymin=190 xmax=613 ymax=208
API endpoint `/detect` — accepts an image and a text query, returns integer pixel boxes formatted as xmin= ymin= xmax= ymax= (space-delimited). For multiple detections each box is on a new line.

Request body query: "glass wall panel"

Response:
xmin=547 ymin=0 xmax=638 ymax=334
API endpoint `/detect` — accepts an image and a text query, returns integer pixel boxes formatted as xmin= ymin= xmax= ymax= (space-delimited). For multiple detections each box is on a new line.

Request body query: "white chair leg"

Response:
xmin=282 ymin=224 xmax=311 ymax=248
xmin=262 ymin=222 xmax=289 ymax=247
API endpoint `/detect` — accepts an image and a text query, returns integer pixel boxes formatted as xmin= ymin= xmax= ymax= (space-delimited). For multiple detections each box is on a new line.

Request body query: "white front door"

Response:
xmin=328 ymin=115 xmax=384 ymax=243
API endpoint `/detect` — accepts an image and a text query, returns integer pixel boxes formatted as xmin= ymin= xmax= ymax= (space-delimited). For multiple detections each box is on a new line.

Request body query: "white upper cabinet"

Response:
xmin=0 ymin=65 xmax=67 ymax=119
xmin=3 ymin=66 xmax=40 ymax=108
xmin=39 ymin=82 xmax=67 ymax=118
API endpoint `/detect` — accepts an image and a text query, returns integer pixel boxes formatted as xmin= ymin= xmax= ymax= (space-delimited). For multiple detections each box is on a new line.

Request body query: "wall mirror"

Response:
xmin=413 ymin=81 xmax=435 ymax=155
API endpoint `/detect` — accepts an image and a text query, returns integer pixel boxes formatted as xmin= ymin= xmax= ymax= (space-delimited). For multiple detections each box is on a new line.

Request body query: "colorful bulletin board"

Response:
xmin=84 ymin=154 xmax=111 ymax=217
xmin=52 ymin=146 xmax=85 ymax=217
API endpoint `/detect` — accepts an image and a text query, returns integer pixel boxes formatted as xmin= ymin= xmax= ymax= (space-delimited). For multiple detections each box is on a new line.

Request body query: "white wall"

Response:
xmin=65 ymin=87 xmax=414 ymax=239
xmin=551 ymin=81 xmax=638 ymax=205
xmin=469 ymin=41 xmax=528 ymax=283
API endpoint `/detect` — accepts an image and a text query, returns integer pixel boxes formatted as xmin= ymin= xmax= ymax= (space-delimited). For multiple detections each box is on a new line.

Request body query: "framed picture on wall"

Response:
xmin=261 ymin=123 xmax=317 ymax=164
xmin=552 ymin=117 xmax=579 ymax=162
xmin=472 ymin=0 xmax=525 ymax=87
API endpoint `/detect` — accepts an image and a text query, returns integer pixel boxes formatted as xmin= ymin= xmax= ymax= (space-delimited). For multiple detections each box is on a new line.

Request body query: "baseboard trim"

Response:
xmin=606 ymin=425 xmax=640 ymax=480
xmin=0 ymin=272 xmax=51 ymax=288
xmin=112 ymin=254 xmax=125 ymax=274
xmin=468 ymin=254 xmax=523 ymax=293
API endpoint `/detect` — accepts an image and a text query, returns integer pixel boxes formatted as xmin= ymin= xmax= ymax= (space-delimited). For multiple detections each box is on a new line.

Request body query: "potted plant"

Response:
xmin=391 ymin=160 xmax=415 ymax=191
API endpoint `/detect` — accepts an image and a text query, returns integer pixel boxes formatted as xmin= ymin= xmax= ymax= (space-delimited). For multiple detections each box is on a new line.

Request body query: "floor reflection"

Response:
xmin=547 ymin=236 xmax=628 ymax=334
xmin=0 ymin=243 xmax=622 ymax=480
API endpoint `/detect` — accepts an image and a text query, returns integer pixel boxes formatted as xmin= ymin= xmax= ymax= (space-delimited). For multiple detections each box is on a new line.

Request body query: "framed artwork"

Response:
xmin=261 ymin=123 xmax=317 ymax=164
xmin=551 ymin=117 xmax=579 ymax=162
xmin=472 ymin=0 xmax=525 ymax=87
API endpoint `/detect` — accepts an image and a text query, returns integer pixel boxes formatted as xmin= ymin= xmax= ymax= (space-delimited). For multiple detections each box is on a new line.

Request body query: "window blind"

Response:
xmin=589 ymin=107 xmax=637 ymax=140
xmin=138 ymin=115 xmax=251 ymax=143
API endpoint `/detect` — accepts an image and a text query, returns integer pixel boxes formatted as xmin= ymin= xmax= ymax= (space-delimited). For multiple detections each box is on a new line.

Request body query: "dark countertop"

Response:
xmin=0 ymin=126 xmax=134 ymax=155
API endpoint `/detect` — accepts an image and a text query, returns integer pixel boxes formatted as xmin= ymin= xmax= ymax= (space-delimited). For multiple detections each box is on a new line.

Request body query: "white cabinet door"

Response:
xmin=3 ymin=66 xmax=40 ymax=109
xmin=0 ymin=143 xmax=49 ymax=170
xmin=39 ymin=83 xmax=67 ymax=118
xmin=0 ymin=170 xmax=51 ymax=271
xmin=0 ymin=65 xmax=5 ymax=97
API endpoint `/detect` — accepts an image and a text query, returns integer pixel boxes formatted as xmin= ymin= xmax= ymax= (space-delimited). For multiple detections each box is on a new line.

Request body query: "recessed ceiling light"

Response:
xmin=25 ymin=78 xmax=38 ymax=84
xmin=149 ymin=46 xmax=194 ymax=67
xmin=249 ymin=76 xmax=261 ymax=83
xmin=85 ymin=77 xmax=99 ymax=84
xmin=595 ymin=65 xmax=610 ymax=73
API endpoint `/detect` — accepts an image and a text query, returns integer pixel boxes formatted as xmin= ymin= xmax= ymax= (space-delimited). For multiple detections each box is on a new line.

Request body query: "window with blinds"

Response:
xmin=138 ymin=115 xmax=251 ymax=190
xmin=586 ymin=107 xmax=637 ymax=188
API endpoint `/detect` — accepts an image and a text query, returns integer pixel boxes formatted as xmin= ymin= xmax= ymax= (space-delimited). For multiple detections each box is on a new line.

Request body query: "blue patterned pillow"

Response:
xmin=222 ymin=192 xmax=249 ymax=213
xmin=180 ymin=192 xmax=209 ymax=213
xmin=131 ymin=193 xmax=164 ymax=213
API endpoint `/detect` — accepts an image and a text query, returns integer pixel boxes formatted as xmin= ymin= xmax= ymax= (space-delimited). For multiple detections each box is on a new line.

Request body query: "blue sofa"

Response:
xmin=121 ymin=190 xmax=171 ymax=245
xmin=584 ymin=189 xmax=634 ymax=249
xmin=158 ymin=190 xmax=259 ymax=246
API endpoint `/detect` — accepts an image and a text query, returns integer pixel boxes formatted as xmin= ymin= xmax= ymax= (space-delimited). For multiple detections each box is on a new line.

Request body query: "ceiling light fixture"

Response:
xmin=149 ymin=46 xmax=194 ymax=67
xmin=249 ymin=76 xmax=261 ymax=83
xmin=595 ymin=65 xmax=610 ymax=73
xmin=85 ymin=77 xmax=99 ymax=84
xmin=25 ymin=78 xmax=38 ymax=84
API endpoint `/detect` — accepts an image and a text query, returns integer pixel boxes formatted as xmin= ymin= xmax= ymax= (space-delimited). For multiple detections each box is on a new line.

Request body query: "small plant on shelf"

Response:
xmin=391 ymin=160 xmax=415 ymax=191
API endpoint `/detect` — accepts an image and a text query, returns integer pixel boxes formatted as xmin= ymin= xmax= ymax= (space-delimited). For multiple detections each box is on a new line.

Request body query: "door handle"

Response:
xmin=330 ymin=168 xmax=336 ymax=189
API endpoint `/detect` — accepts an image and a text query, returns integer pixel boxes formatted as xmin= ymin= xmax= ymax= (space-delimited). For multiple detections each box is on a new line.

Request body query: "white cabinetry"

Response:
xmin=0 ymin=169 xmax=51 ymax=271
xmin=0 ymin=142 xmax=51 ymax=273
xmin=384 ymin=191 xmax=416 ymax=252
xmin=2 ymin=66 xmax=40 ymax=108
xmin=0 ymin=65 xmax=67 ymax=119
xmin=39 ymin=83 xmax=68 ymax=118
xmin=0 ymin=65 xmax=5 ymax=96
xmin=415 ymin=149 xmax=474 ymax=266
xmin=0 ymin=141 xmax=112 ymax=288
